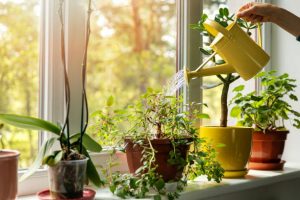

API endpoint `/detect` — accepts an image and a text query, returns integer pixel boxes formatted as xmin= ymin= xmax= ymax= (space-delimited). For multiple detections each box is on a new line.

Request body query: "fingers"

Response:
xmin=238 ymin=2 xmax=254 ymax=12
xmin=237 ymin=2 xmax=269 ymax=23
xmin=237 ymin=5 xmax=260 ymax=18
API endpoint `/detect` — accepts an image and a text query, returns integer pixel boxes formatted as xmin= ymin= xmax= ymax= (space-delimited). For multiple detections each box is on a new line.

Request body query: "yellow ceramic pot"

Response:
xmin=200 ymin=126 xmax=253 ymax=178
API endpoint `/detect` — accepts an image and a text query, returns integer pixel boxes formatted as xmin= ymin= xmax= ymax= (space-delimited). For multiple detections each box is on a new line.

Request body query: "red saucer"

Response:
xmin=37 ymin=188 xmax=96 ymax=200
xmin=249 ymin=160 xmax=286 ymax=170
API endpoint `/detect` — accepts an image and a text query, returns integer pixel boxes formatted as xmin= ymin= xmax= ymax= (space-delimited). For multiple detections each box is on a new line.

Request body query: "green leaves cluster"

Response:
xmin=88 ymin=96 xmax=128 ymax=147
xmin=186 ymin=138 xmax=224 ymax=182
xmin=0 ymin=114 xmax=104 ymax=186
xmin=99 ymin=89 xmax=224 ymax=199
xmin=230 ymin=70 xmax=300 ymax=132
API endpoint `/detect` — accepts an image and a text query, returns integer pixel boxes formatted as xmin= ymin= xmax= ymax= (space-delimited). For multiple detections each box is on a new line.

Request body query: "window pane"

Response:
xmin=0 ymin=0 xmax=39 ymax=168
xmin=202 ymin=0 xmax=227 ymax=125
xmin=87 ymin=0 xmax=176 ymax=145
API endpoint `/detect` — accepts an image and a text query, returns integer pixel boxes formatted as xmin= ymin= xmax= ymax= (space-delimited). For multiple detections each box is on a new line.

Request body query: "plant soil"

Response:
xmin=49 ymin=157 xmax=87 ymax=199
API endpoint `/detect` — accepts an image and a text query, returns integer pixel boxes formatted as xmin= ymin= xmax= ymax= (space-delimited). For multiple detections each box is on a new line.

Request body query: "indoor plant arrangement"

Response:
xmin=189 ymin=8 xmax=257 ymax=177
xmin=0 ymin=0 xmax=103 ymax=199
xmin=95 ymin=89 xmax=224 ymax=200
xmin=231 ymin=70 xmax=300 ymax=170
xmin=0 ymin=123 xmax=20 ymax=200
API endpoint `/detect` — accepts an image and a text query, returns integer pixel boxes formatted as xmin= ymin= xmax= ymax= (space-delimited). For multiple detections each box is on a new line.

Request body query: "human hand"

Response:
xmin=237 ymin=2 xmax=278 ymax=23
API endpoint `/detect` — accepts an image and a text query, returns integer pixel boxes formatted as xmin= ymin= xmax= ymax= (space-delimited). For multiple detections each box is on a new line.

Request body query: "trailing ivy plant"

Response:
xmin=190 ymin=7 xmax=258 ymax=127
xmin=230 ymin=70 xmax=300 ymax=132
xmin=0 ymin=0 xmax=104 ymax=187
xmin=96 ymin=89 xmax=224 ymax=200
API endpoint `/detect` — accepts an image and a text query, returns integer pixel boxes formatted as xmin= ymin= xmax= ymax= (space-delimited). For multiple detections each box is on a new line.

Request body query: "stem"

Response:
xmin=80 ymin=0 xmax=92 ymax=153
xmin=59 ymin=0 xmax=71 ymax=152
xmin=220 ymin=76 xmax=230 ymax=127
xmin=147 ymin=137 xmax=156 ymax=170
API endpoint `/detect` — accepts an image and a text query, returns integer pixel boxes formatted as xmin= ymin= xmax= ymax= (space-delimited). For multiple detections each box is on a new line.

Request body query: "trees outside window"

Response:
xmin=0 ymin=0 xmax=39 ymax=168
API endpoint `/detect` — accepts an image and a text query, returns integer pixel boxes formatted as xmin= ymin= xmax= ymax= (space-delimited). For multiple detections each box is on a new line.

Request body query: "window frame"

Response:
xmin=18 ymin=0 xmax=269 ymax=196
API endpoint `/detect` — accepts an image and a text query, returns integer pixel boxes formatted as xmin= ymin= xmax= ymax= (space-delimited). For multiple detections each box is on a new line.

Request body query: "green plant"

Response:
xmin=88 ymin=96 xmax=127 ymax=147
xmin=190 ymin=8 xmax=258 ymax=127
xmin=0 ymin=0 xmax=103 ymax=187
xmin=99 ymin=89 xmax=224 ymax=200
xmin=230 ymin=70 xmax=300 ymax=132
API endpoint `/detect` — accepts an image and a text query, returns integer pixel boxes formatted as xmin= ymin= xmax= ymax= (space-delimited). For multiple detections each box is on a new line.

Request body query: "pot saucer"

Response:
xmin=37 ymin=188 xmax=96 ymax=200
xmin=249 ymin=160 xmax=285 ymax=170
xmin=224 ymin=168 xmax=248 ymax=178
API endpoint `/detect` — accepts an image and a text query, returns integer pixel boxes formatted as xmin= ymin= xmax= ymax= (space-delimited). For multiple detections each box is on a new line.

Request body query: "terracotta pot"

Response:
xmin=125 ymin=138 xmax=190 ymax=181
xmin=200 ymin=126 xmax=253 ymax=178
xmin=0 ymin=149 xmax=20 ymax=200
xmin=48 ymin=158 xmax=88 ymax=199
xmin=250 ymin=130 xmax=288 ymax=163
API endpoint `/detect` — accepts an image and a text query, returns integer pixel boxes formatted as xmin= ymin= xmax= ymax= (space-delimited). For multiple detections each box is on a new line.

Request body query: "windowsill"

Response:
xmin=18 ymin=163 xmax=300 ymax=200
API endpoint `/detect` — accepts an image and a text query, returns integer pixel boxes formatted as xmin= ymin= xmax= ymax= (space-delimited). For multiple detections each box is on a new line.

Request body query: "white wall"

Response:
xmin=271 ymin=0 xmax=300 ymax=163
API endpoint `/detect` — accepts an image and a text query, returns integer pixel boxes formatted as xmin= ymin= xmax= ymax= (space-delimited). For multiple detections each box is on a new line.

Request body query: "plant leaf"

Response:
xmin=232 ymin=85 xmax=245 ymax=92
xmin=70 ymin=133 xmax=102 ymax=152
xmin=200 ymin=47 xmax=212 ymax=56
xmin=289 ymin=94 xmax=298 ymax=101
xmin=107 ymin=96 xmax=114 ymax=107
xmin=223 ymin=8 xmax=229 ymax=17
xmin=154 ymin=178 xmax=165 ymax=191
xmin=230 ymin=106 xmax=241 ymax=117
xmin=20 ymin=137 xmax=58 ymax=182
xmin=198 ymin=113 xmax=210 ymax=119
xmin=0 ymin=114 xmax=60 ymax=135
xmin=80 ymin=146 xmax=104 ymax=187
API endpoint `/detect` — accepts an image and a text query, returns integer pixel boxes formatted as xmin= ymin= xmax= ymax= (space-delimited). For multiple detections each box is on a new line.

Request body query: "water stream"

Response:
xmin=164 ymin=70 xmax=185 ymax=95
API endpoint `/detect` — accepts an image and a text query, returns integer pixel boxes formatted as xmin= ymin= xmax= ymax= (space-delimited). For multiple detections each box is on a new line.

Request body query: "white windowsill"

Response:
xmin=18 ymin=163 xmax=300 ymax=200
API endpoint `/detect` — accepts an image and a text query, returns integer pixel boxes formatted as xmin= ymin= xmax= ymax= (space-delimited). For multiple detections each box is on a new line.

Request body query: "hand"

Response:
xmin=237 ymin=2 xmax=278 ymax=23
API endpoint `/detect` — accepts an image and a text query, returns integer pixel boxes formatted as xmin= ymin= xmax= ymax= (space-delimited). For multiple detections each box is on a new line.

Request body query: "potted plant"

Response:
xmin=0 ymin=123 xmax=20 ymax=200
xmin=99 ymin=89 xmax=224 ymax=200
xmin=189 ymin=8 xmax=260 ymax=177
xmin=0 ymin=0 xmax=103 ymax=199
xmin=231 ymin=70 xmax=300 ymax=170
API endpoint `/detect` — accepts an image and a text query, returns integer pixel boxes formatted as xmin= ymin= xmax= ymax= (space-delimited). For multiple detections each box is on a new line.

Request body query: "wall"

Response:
xmin=271 ymin=1 xmax=300 ymax=163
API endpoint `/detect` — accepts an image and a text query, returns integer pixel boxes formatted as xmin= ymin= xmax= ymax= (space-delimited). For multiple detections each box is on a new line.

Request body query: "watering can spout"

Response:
xmin=184 ymin=64 xmax=234 ymax=85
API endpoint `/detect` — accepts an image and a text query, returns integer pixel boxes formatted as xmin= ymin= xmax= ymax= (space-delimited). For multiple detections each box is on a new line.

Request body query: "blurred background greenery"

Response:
xmin=0 ymin=0 xmax=225 ymax=168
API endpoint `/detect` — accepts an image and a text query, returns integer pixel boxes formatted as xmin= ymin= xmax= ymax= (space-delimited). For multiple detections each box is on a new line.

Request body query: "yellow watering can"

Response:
xmin=184 ymin=18 xmax=270 ymax=84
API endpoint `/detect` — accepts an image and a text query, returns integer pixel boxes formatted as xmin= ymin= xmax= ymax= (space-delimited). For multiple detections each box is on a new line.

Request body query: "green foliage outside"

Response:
xmin=87 ymin=0 xmax=176 ymax=114
xmin=0 ymin=0 xmax=39 ymax=168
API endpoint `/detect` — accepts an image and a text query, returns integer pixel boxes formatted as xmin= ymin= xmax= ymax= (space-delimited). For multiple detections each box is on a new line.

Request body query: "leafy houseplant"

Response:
xmin=189 ymin=8 xmax=258 ymax=177
xmin=96 ymin=89 xmax=224 ymax=200
xmin=0 ymin=0 xmax=103 ymax=198
xmin=190 ymin=7 xmax=258 ymax=127
xmin=231 ymin=70 xmax=300 ymax=170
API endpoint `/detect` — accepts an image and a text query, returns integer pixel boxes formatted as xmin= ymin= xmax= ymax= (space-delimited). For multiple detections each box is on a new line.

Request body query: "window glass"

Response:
xmin=202 ymin=0 xmax=227 ymax=125
xmin=87 ymin=0 xmax=176 ymax=146
xmin=0 ymin=0 xmax=39 ymax=168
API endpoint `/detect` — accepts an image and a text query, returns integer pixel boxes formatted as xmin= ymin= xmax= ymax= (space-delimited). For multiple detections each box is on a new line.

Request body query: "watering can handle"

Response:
xmin=203 ymin=19 xmax=231 ymax=38
xmin=203 ymin=19 xmax=263 ymax=47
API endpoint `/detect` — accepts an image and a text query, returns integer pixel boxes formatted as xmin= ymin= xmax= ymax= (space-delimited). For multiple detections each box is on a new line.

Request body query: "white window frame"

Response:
xmin=19 ymin=0 xmax=95 ymax=195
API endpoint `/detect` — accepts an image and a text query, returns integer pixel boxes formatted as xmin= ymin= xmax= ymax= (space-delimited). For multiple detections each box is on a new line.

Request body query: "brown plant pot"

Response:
xmin=249 ymin=130 xmax=288 ymax=170
xmin=125 ymin=138 xmax=190 ymax=181
xmin=0 ymin=149 xmax=20 ymax=200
